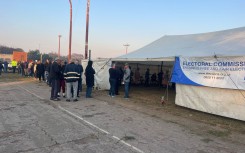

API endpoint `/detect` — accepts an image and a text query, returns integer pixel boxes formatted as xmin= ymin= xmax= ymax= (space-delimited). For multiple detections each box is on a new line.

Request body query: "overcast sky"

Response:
xmin=0 ymin=0 xmax=245 ymax=58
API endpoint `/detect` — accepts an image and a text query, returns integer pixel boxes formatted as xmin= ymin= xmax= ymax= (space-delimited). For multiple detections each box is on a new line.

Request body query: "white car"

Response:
xmin=1 ymin=63 xmax=12 ymax=70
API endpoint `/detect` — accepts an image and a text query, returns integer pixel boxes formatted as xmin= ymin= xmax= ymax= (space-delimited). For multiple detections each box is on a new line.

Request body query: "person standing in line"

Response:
xmin=31 ymin=61 xmax=35 ymax=77
xmin=144 ymin=68 xmax=150 ymax=87
xmin=157 ymin=70 xmax=163 ymax=87
xmin=21 ymin=61 xmax=25 ymax=76
xmin=34 ymin=61 xmax=38 ymax=79
xmin=17 ymin=61 xmax=21 ymax=75
xmin=123 ymin=63 xmax=131 ymax=99
xmin=109 ymin=63 xmax=117 ymax=97
xmin=23 ymin=61 xmax=28 ymax=76
xmin=75 ymin=60 xmax=83 ymax=97
xmin=134 ymin=68 xmax=141 ymax=85
xmin=28 ymin=61 xmax=33 ymax=77
xmin=36 ymin=60 xmax=45 ymax=82
xmin=59 ymin=60 xmax=66 ymax=98
xmin=44 ymin=59 xmax=50 ymax=84
xmin=3 ymin=60 xmax=8 ymax=73
xmin=64 ymin=59 xmax=80 ymax=102
xmin=48 ymin=60 xmax=53 ymax=86
xmin=129 ymin=66 xmax=133 ymax=89
xmin=11 ymin=59 xmax=17 ymax=73
xmin=115 ymin=66 xmax=123 ymax=95
xmin=85 ymin=61 xmax=95 ymax=98
xmin=50 ymin=58 xmax=61 ymax=101
xmin=0 ymin=61 xmax=3 ymax=76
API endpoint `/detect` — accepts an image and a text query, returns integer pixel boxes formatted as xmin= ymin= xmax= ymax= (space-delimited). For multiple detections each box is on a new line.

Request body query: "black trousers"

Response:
xmin=51 ymin=79 xmax=60 ymax=99
xmin=77 ymin=79 xmax=82 ymax=96
xmin=38 ymin=72 xmax=45 ymax=81
xmin=12 ymin=66 xmax=16 ymax=73
xmin=109 ymin=78 xmax=116 ymax=96
xmin=115 ymin=79 xmax=120 ymax=95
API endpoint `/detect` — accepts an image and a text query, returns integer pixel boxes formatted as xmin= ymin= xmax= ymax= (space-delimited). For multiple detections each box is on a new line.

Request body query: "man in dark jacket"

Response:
xmin=85 ymin=61 xmax=95 ymax=98
xmin=3 ymin=61 xmax=8 ymax=73
xmin=64 ymin=59 xmax=80 ymax=102
xmin=0 ymin=61 xmax=3 ymax=75
xmin=58 ymin=60 xmax=66 ymax=98
xmin=109 ymin=63 xmax=117 ymax=97
xmin=50 ymin=58 xmax=61 ymax=101
xmin=47 ymin=59 xmax=52 ymax=86
xmin=36 ymin=60 xmax=45 ymax=82
xmin=75 ymin=60 xmax=83 ymax=97
xmin=115 ymin=66 xmax=123 ymax=95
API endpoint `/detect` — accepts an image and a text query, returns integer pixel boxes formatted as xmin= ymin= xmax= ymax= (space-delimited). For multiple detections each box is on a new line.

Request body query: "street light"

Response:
xmin=68 ymin=0 xmax=72 ymax=63
xmin=58 ymin=35 xmax=62 ymax=59
xmin=85 ymin=0 xmax=90 ymax=59
xmin=123 ymin=43 xmax=130 ymax=54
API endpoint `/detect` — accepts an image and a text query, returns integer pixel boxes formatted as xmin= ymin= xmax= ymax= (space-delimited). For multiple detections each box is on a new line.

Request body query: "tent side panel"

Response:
xmin=82 ymin=60 xmax=111 ymax=90
xmin=175 ymin=84 xmax=245 ymax=121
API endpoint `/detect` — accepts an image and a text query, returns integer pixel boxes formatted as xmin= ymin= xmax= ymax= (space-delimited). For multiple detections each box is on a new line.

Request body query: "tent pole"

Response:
xmin=161 ymin=61 xmax=163 ymax=72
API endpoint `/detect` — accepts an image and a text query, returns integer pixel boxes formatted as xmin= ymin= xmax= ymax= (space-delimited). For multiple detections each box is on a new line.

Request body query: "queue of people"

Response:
xmin=1 ymin=58 xmax=171 ymax=101
xmin=49 ymin=58 xmax=88 ymax=102
xmin=49 ymin=58 xmax=138 ymax=102
xmin=108 ymin=62 xmax=131 ymax=99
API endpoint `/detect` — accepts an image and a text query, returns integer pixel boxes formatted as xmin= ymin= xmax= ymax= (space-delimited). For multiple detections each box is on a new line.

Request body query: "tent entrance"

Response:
xmin=112 ymin=60 xmax=175 ymax=102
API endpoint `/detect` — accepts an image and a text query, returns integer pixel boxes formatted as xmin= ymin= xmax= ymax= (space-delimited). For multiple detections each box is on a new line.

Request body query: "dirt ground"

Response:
xmin=0 ymin=72 xmax=29 ymax=83
xmin=92 ymin=84 xmax=245 ymax=141
xmin=1 ymin=73 xmax=245 ymax=144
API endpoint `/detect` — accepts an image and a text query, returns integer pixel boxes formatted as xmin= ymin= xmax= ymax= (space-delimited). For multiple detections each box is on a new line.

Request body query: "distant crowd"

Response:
xmin=0 ymin=58 xmax=134 ymax=101
xmin=0 ymin=59 xmax=172 ymax=101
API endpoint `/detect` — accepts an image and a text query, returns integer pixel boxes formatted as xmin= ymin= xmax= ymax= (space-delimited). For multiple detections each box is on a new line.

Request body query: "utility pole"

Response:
xmin=89 ymin=50 xmax=91 ymax=61
xmin=85 ymin=0 xmax=90 ymax=59
xmin=68 ymin=0 xmax=72 ymax=63
xmin=123 ymin=43 xmax=130 ymax=54
xmin=58 ymin=35 xmax=62 ymax=59
xmin=39 ymin=44 xmax=42 ymax=62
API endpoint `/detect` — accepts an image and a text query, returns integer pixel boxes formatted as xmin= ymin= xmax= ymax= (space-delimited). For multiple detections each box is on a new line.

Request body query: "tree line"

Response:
xmin=0 ymin=45 xmax=84 ymax=63
xmin=0 ymin=45 xmax=24 ymax=54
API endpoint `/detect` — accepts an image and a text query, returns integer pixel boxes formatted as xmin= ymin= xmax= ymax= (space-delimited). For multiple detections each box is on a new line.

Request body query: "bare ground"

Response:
xmin=91 ymin=85 xmax=245 ymax=145
xmin=1 ymin=73 xmax=245 ymax=146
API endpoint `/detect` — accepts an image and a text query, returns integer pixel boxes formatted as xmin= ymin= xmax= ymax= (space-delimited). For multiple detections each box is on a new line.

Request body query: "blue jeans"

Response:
xmin=86 ymin=86 xmax=93 ymax=97
xmin=109 ymin=78 xmax=116 ymax=96
xmin=66 ymin=81 xmax=78 ymax=100
xmin=4 ymin=66 xmax=7 ymax=73
xmin=124 ymin=82 xmax=129 ymax=98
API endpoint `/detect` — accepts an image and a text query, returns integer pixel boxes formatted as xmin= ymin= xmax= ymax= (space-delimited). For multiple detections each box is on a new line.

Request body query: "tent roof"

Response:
xmin=118 ymin=27 xmax=245 ymax=59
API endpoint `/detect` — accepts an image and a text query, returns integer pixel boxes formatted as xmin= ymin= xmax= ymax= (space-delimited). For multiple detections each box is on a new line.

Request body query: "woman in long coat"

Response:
xmin=85 ymin=61 xmax=95 ymax=98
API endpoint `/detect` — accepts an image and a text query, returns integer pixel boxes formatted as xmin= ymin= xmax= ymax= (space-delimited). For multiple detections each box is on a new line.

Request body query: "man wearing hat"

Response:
xmin=123 ymin=63 xmax=131 ymax=98
xmin=50 ymin=57 xmax=61 ymax=101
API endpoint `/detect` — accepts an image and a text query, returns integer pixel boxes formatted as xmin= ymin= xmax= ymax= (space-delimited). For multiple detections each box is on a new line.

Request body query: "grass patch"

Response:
xmin=208 ymin=130 xmax=231 ymax=137
xmin=0 ymin=73 xmax=31 ymax=82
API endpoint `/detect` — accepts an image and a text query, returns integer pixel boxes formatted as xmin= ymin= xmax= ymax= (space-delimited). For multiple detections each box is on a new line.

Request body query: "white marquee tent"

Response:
xmin=83 ymin=27 xmax=245 ymax=121
xmin=119 ymin=27 xmax=245 ymax=58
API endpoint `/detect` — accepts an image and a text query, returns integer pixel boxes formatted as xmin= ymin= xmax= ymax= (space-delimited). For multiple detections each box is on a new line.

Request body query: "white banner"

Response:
xmin=171 ymin=56 xmax=245 ymax=90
